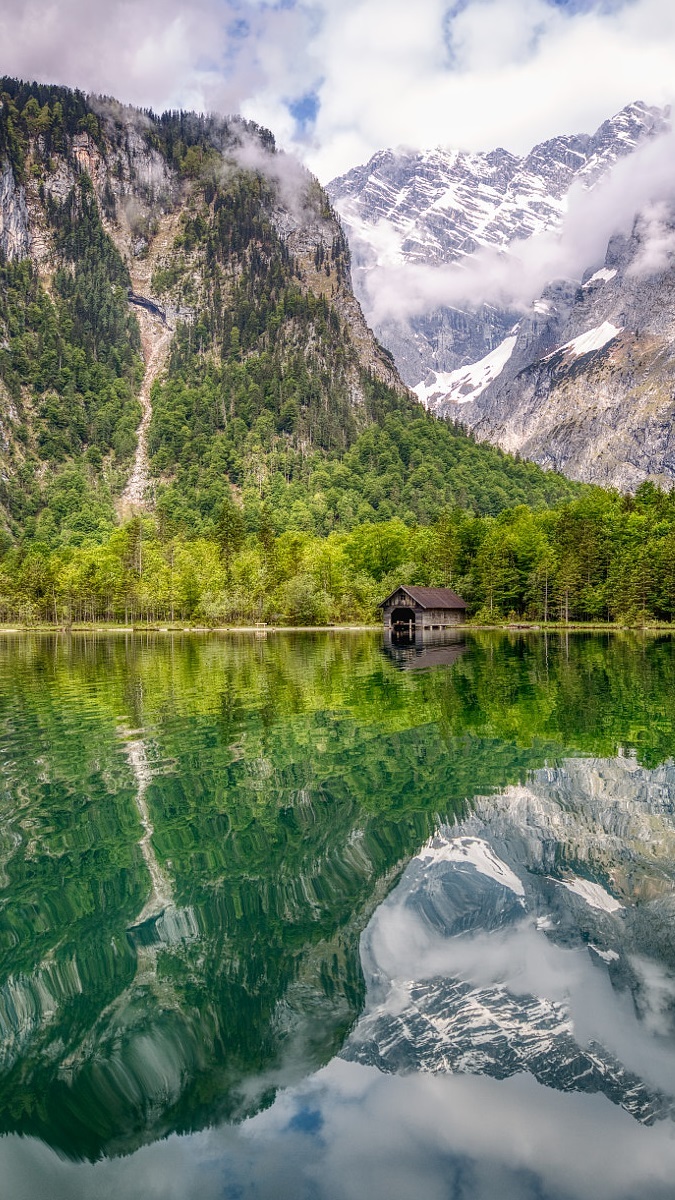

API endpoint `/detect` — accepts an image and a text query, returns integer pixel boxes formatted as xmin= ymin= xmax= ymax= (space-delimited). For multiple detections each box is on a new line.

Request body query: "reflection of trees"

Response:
xmin=0 ymin=631 xmax=674 ymax=1158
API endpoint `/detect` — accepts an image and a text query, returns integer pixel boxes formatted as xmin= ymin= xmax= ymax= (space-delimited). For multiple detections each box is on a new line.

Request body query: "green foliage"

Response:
xmin=129 ymin=112 xmax=580 ymax=558
xmin=0 ymin=172 xmax=140 ymax=537
xmin=0 ymin=77 xmax=104 ymax=175
xmin=3 ymin=484 xmax=675 ymax=626
xmin=0 ymin=76 xmax=671 ymax=631
xmin=137 ymin=158 xmax=579 ymax=537
xmin=138 ymin=106 xmax=275 ymax=176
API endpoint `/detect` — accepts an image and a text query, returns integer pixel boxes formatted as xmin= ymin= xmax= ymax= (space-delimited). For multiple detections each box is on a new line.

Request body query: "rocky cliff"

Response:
xmin=426 ymin=213 xmax=675 ymax=490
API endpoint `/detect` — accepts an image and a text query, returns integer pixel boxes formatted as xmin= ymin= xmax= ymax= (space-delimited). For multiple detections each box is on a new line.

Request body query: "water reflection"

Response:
xmin=0 ymin=631 xmax=674 ymax=1195
xmin=3 ymin=1063 xmax=675 ymax=1200
xmin=346 ymin=765 xmax=675 ymax=1120
xmin=383 ymin=627 xmax=467 ymax=670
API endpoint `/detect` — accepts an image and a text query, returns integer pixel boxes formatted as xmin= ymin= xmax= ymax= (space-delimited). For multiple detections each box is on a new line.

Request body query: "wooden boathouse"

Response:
xmin=379 ymin=586 xmax=467 ymax=634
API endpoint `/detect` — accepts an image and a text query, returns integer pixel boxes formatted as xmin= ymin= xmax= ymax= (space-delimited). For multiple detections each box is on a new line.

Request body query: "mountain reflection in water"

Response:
xmin=0 ymin=631 xmax=674 ymax=1198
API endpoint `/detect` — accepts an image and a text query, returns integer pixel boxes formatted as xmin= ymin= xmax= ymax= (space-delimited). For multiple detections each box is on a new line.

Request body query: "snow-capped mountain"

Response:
xmin=343 ymin=755 xmax=675 ymax=1124
xmin=327 ymin=102 xmax=667 ymax=388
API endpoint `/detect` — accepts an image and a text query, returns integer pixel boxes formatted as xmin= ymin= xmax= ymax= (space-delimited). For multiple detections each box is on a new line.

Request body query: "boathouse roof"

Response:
xmin=379 ymin=586 xmax=467 ymax=610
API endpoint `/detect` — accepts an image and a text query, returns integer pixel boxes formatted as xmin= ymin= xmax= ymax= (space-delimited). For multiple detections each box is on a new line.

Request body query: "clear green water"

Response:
xmin=1 ymin=631 xmax=675 ymax=1199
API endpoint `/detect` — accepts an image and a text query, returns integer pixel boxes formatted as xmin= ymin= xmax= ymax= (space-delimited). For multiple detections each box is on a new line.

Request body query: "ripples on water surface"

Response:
xmin=0 ymin=631 xmax=675 ymax=1199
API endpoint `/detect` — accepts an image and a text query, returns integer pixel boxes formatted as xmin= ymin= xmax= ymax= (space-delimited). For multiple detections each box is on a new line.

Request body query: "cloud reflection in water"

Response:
xmin=3 ymin=1063 xmax=675 ymax=1200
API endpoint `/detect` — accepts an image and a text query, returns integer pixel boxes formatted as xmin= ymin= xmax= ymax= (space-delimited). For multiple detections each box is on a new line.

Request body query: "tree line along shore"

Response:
xmin=2 ymin=482 xmax=675 ymax=628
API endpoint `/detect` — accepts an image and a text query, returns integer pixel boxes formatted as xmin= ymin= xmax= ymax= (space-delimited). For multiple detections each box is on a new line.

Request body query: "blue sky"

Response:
xmin=0 ymin=0 xmax=673 ymax=179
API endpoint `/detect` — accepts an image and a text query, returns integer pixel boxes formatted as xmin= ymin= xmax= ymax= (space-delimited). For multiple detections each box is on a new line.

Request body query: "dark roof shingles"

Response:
xmin=382 ymin=586 xmax=467 ymax=609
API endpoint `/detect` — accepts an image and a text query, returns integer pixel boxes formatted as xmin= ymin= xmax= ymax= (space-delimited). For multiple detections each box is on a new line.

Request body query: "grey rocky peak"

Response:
xmin=330 ymin=102 xmax=665 ymax=268
xmin=327 ymin=101 xmax=668 ymax=388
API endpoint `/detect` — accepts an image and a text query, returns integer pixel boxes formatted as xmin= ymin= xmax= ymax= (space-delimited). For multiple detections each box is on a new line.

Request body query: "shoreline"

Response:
xmin=0 ymin=621 xmax=673 ymax=635
xmin=0 ymin=623 xmax=383 ymax=635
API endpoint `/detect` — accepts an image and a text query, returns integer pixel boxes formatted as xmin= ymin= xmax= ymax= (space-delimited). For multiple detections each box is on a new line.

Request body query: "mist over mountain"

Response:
xmin=328 ymin=102 xmax=667 ymax=384
xmin=328 ymin=102 xmax=675 ymax=490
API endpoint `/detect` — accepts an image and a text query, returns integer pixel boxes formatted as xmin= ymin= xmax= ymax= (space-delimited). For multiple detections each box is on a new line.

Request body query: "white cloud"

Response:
xmin=0 ymin=0 xmax=309 ymax=120
xmin=3 ymin=1 xmax=675 ymax=185
xmin=225 ymin=131 xmax=315 ymax=220
xmin=5 ymin=1062 xmax=675 ymax=1200
xmin=0 ymin=0 xmax=225 ymax=112
xmin=289 ymin=0 xmax=675 ymax=180
xmin=626 ymin=201 xmax=675 ymax=277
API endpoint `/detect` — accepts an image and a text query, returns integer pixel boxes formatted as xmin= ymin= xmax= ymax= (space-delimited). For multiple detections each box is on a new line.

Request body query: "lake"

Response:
xmin=1 ymin=630 xmax=674 ymax=1200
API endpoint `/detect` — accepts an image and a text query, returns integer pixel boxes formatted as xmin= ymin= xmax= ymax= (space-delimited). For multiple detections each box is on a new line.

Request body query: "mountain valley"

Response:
xmin=3 ymin=79 xmax=675 ymax=624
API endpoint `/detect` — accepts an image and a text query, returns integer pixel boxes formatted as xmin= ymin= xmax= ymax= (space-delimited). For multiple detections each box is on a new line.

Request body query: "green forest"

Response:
xmin=1 ymin=481 xmax=674 ymax=626
xmin=1 ymin=78 xmax=674 ymax=627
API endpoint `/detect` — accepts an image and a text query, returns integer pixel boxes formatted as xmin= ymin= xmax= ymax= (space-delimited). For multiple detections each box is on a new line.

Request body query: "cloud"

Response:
xmin=626 ymin=201 xmax=675 ymax=277
xmin=0 ymin=0 xmax=307 ymax=119
xmin=3 ymin=1 xmax=675 ymax=188
xmin=225 ymin=131 xmax=315 ymax=221
xmin=293 ymin=0 xmax=675 ymax=181
xmin=5 ymin=1064 xmax=675 ymax=1200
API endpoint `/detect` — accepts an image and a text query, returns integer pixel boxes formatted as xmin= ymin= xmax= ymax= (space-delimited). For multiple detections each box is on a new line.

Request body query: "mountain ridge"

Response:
xmin=327 ymin=101 xmax=668 ymax=390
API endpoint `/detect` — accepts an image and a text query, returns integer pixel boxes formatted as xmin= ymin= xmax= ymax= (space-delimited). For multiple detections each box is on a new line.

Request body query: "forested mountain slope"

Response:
xmin=0 ymin=76 xmax=581 ymax=552
xmin=18 ymin=78 xmax=675 ymax=624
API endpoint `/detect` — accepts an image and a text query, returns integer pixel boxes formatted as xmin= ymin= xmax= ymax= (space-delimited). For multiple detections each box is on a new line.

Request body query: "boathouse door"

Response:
xmin=390 ymin=606 xmax=415 ymax=641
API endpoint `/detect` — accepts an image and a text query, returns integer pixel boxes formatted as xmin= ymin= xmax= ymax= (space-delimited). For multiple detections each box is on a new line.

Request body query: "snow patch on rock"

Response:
xmin=417 ymin=834 xmax=525 ymax=897
xmin=556 ymin=876 xmax=624 ymax=913
xmin=545 ymin=321 xmax=622 ymax=362
xmin=590 ymin=944 xmax=620 ymax=963
xmin=414 ymin=334 xmax=518 ymax=409
xmin=583 ymin=268 xmax=618 ymax=287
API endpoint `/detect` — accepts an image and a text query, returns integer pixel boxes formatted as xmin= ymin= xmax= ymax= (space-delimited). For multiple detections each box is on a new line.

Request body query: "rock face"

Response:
xmin=328 ymin=102 xmax=667 ymax=388
xmin=343 ymin=754 xmax=675 ymax=1125
xmin=1 ymin=115 xmax=403 ymax=403
xmin=425 ymin=217 xmax=675 ymax=490
xmin=0 ymin=158 xmax=30 ymax=261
